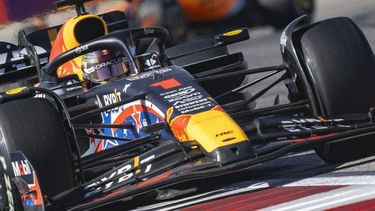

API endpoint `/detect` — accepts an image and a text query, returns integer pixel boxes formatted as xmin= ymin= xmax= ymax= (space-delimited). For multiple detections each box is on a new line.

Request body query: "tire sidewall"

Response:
xmin=294 ymin=17 xmax=375 ymax=163
xmin=0 ymin=98 xmax=77 ymax=203
xmin=0 ymin=130 xmax=24 ymax=211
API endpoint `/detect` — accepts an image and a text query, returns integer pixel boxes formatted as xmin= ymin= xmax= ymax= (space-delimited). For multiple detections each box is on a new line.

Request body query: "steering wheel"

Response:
xmin=43 ymin=27 xmax=169 ymax=78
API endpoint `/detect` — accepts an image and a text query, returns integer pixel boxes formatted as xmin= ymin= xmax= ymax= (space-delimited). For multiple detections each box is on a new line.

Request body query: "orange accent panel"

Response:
xmin=212 ymin=105 xmax=225 ymax=112
xmin=49 ymin=23 xmax=67 ymax=61
xmin=95 ymin=140 xmax=104 ymax=153
xmin=49 ymin=22 xmax=80 ymax=79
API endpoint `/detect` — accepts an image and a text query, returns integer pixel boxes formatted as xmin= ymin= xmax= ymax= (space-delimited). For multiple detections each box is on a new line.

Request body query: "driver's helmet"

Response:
xmin=82 ymin=50 xmax=129 ymax=83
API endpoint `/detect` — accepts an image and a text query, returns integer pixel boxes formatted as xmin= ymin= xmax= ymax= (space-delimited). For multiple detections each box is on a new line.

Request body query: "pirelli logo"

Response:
xmin=216 ymin=130 xmax=234 ymax=137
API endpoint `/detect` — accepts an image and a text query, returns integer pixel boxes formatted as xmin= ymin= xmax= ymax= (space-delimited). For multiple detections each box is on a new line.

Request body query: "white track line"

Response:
xmin=261 ymin=185 xmax=375 ymax=211
xmin=134 ymin=174 xmax=375 ymax=210
xmin=282 ymin=175 xmax=375 ymax=186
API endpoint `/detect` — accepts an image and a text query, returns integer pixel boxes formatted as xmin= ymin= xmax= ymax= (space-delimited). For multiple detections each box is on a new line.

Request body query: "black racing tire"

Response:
xmin=0 ymin=98 xmax=77 ymax=210
xmin=294 ymin=17 xmax=375 ymax=163
xmin=162 ymin=0 xmax=189 ymax=46
xmin=133 ymin=0 xmax=188 ymax=46
xmin=258 ymin=0 xmax=315 ymax=29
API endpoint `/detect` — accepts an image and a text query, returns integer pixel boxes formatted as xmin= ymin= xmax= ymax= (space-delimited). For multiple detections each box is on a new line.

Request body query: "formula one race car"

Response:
xmin=129 ymin=0 xmax=315 ymax=43
xmin=0 ymin=0 xmax=374 ymax=210
xmin=184 ymin=0 xmax=315 ymax=27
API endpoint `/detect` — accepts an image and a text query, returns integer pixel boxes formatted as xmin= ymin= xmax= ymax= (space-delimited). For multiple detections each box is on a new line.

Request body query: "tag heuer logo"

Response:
xmin=145 ymin=58 xmax=157 ymax=67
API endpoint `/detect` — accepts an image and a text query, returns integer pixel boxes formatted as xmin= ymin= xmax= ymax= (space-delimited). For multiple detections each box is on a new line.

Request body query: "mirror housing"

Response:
xmin=215 ymin=28 xmax=250 ymax=46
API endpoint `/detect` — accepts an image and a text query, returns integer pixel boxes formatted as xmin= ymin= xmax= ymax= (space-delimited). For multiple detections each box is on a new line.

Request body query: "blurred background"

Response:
xmin=0 ymin=0 xmax=373 ymax=107
xmin=0 ymin=0 xmax=321 ymax=140
xmin=0 ymin=0 xmax=373 ymax=47
xmin=0 ymin=0 xmax=315 ymax=44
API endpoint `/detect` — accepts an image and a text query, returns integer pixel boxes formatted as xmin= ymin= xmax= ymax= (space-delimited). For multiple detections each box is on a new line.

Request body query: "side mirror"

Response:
xmin=215 ymin=28 xmax=250 ymax=46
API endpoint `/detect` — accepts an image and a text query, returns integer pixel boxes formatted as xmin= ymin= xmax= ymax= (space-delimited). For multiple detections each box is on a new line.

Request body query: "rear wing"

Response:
xmin=0 ymin=41 xmax=41 ymax=91
xmin=167 ymin=28 xmax=249 ymax=68
xmin=167 ymin=28 xmax=249 ymax=63
xmin=166 ymin=28 xmax=249 ymax=77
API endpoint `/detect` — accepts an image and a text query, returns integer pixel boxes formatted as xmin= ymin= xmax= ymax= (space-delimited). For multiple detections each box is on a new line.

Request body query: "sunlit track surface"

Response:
xmin=131 ymin=154 xmax=375 ymax=210
xmin=183 ymin=185 xmax=375 ymax=211
xmin=130 ymin=0 xmax=375 ymax=210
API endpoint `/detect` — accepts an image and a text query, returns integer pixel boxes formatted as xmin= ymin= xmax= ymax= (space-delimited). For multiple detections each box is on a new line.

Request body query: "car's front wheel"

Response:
xmin=294 ymin=17 xmax=375 ymax=164
xmin=0 ymin=98 xmax=77 ymax=210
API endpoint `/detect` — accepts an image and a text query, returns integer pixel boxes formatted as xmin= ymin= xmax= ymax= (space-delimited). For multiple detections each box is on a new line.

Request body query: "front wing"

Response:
xmin=48 ymin=120 xmax=375 ymax=210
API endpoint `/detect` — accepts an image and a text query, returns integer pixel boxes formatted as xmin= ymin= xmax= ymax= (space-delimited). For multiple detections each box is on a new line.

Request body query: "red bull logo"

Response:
xmin=49 ymin=19 xmax=82 ymax=79
xmin=169 ymin=114 xmax=192 ymax=141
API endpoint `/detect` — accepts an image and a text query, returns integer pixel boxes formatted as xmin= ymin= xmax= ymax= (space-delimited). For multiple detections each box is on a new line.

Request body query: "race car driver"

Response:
xmin=82 ymin=50 xmax=162 ymax=84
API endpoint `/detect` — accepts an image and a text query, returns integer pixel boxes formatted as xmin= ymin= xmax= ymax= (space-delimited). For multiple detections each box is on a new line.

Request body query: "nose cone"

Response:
xmin=169 ymin=106 xmax=253 ymax=164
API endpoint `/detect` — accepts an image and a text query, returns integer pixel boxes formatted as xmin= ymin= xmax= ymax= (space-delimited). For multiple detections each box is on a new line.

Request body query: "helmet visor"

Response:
xmin=83 ymin=51 xmax=129 ymax=82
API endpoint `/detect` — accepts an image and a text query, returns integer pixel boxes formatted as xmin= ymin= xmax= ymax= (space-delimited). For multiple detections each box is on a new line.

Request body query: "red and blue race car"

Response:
xmin=0 ymin=0 xmax=373 ymax=210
